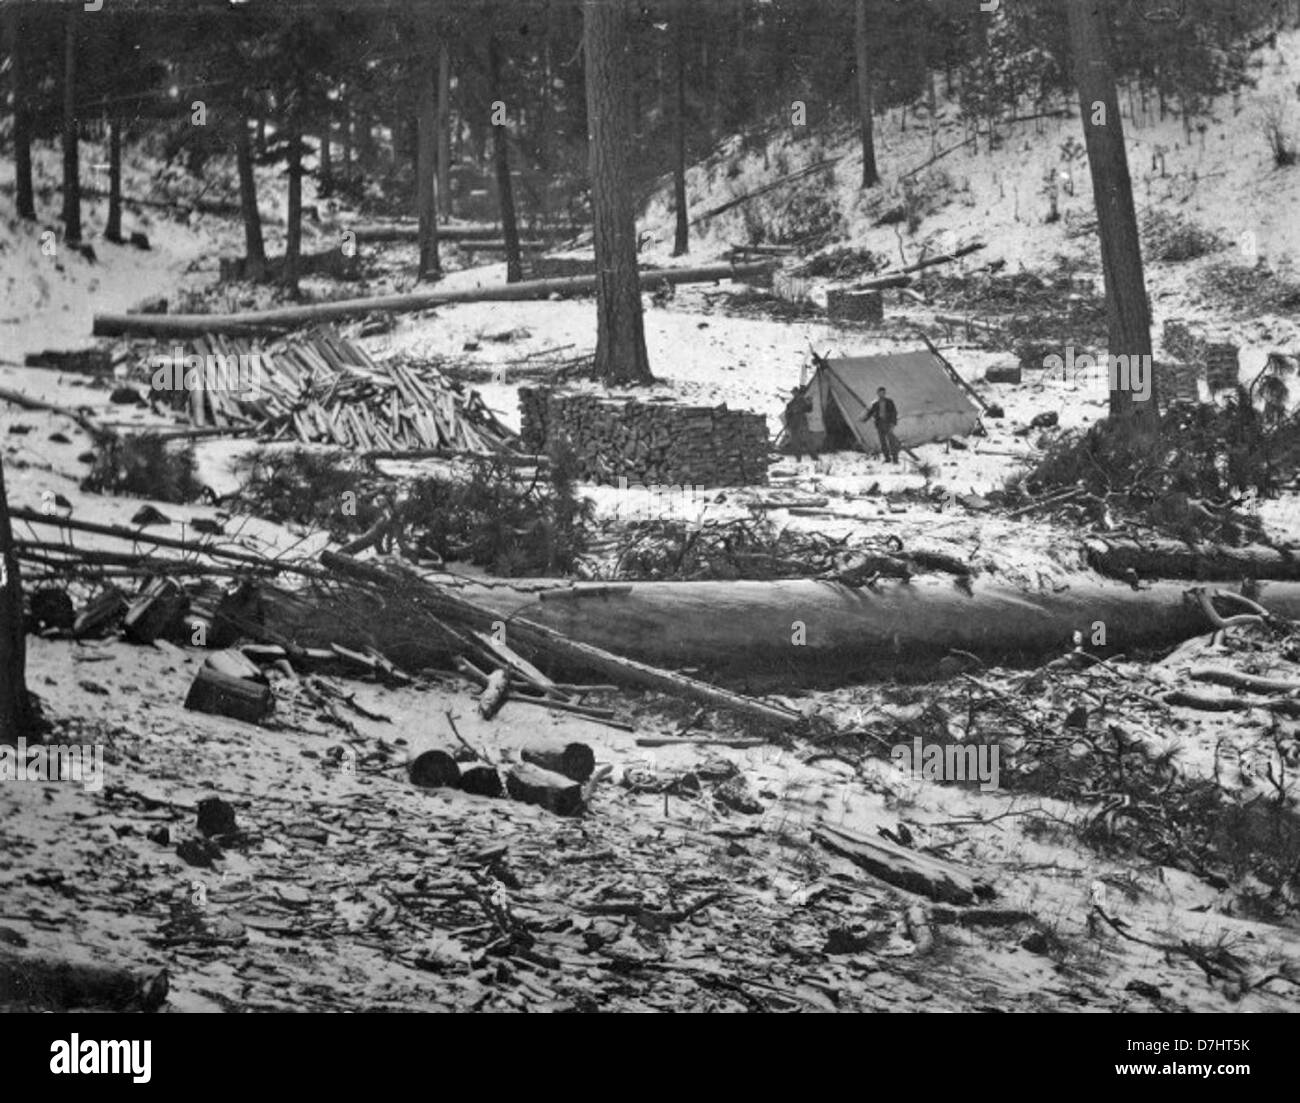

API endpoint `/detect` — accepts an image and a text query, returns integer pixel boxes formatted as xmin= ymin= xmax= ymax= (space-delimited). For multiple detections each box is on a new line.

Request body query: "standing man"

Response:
xmin=784 ymin=385 xmax=814 ymax=461
xmin=862 ymin=386 xmax=900 ymax=463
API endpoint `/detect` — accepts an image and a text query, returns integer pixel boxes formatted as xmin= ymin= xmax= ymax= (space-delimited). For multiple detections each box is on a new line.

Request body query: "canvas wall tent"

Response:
xmin=784 ymin=349 xmax=981 ymax=454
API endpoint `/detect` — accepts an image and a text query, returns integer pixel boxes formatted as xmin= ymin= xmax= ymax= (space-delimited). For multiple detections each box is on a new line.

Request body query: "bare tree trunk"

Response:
xmin=1067 ymin=0 xmax=1158 ymax=431
xmin=437 ymin=41 xmax=452 ymax=219
xmin=583 ymin=0 xmax=653 ymax=384
xmin=62 ymin=12 xmax=81 ymax=245
xmin=855 ymin=0 xmax=880 ymax=188
xmin=105 ymin=120 xmax=123 ymax=243
xmin=672 ymin=7 xmax=689 ymax=256
xmin=489 ymin=33 xmax=523 ymax=283
xmin=284 ymin=123 xmax=303 ymax=294
xmin=318 ymin=125 xmax=333 ymax=196
xmin=7 ymin=7 xmax=35 ymax=221
xmin=417 ymin=34 xmax=442 ymax=282
xmin=236 ymin=118 xmax=266 ymax=280
xmin=0 ymin=458 xmax=35 ymax=743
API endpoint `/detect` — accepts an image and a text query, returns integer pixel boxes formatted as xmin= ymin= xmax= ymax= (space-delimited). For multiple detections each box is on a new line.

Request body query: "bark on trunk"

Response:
xmin=7 ymin=7 xmax=35 ymax=221
xmin=0 ymin=458 xmax=35 ymax=743
xmin=105 ymin=120 xmax=123 ymax=243
xmin=855 ymin=0 xmax=880 ymax=188
xmin=318 ymin=126 xmax=332 ymax=195
xmin=416 ymin=34 xmax=442 ymax=282
xmin=61 ymin=13 xmax=81 ymax=245
xmin=489 ymin=34 xmax=523 ymax=283
xmin=437 ymin=41 xmax=452 ymax=219
xmin=583 ymin=0 xmax=653 ymax=384
xmin=1067 ymin=0 xmax=1158 ymax=430
xmin=235 ymin=118 xmax=267 ymax=280
xmin=1087 ymin=537 xmax=1300 ymax=581
xmin=284 ymin=124 xmax=303 ymax=294
xmin=249 ymin=572 xmax=1300 ymax=691
xmin=672 ymin=6 xmax=689 ymax=256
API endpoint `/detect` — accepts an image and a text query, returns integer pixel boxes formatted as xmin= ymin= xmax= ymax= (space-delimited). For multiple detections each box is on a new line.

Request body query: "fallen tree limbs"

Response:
xmin=318 ymin=552 xmax=802 ymax=731
xmin=92 ymin=262 xmax=777 ymax=339
xmin=10 ymin=507 xmax=324 ymax=579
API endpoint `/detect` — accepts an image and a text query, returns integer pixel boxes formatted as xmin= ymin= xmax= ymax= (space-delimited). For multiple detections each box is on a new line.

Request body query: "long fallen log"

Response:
xmin=812 ymin=822 xmax=992 ymax=905
xmin=256 ymin=573 xmax=1300 ymax=689
xmin=349 ymin=222 xmax=582 ymax=243
xmin=1087 ymin=536 xmax=1300 ymax=582
xmin=318 ymin=552 xmax=803 ymax=731
xmin=92 ymin=262 xmax=777 ymax=338
xmin=852 ymin=243 xmax=986 ymax=291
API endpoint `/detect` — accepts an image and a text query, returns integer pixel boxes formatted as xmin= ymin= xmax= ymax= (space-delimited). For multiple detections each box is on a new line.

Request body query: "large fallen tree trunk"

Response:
xmin=253 ymin=571 xmax=1300 ymax=689
xmin=318 ymin=552 xmax=802 ymax=730
xmin=1086 ymin=536 xmax=1300 ymax=581
xmin=92 ymin=261 xmax=776 ymax=338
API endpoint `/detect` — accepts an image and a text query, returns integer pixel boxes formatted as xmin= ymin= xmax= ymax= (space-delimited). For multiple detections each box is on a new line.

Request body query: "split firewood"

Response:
xmin=476 ymin=669 xmax=510 ymax=719
xmin=123 ymin=578 xmax=189 ymax=643
xmin=73 ymin=586 xmax=128 ymax=639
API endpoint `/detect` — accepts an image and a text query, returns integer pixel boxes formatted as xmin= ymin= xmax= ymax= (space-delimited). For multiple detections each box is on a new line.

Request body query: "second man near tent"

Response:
xmin=862 ymin=386 xmax=901 ymax=464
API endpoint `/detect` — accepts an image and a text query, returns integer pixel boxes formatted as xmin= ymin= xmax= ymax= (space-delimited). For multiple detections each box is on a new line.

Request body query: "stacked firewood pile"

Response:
xmin=153 ymin=328 xmax=521 ymax=455
xmin=518 ymin=387 xmax=769 ymax=488
xmin=1163 ymin=321 xmax=1240 ymax=393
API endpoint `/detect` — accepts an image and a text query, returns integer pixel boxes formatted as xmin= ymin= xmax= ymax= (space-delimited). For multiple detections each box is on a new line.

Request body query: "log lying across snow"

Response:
xmin=1086 ymin=536 xmax=1300 ymax=581
xmin=91 ymin=261 xmax=777 ymax=339
xmin=258 ymin=571 xmax=1300 ymax=690
xmin=318 ymin=552 xmax=803 ymax=730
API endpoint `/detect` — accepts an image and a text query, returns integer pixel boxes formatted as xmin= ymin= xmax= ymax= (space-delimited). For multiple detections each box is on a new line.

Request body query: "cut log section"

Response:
xmin=812 ymin=822 xmax=992 ymax=905
xmin=505 ymin=763 xmax=585 ymax=816
xmin=408 ymin=749 xmax=462 ymax=789
xmin=520 ymin=742 xmax=596 ymax=782
xmin=184 ymin=666 xmax=273 ymax=724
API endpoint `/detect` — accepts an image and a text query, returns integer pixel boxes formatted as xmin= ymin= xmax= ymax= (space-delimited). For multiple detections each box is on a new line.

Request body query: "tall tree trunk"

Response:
xmin=1067 ymin=0 xmax=1158 ymax=431
xmin=236 ymin=118 xmax=267 ymax=280
xmin=437 ymin=41 xmax=452 ymax=219
xmin=284 ymin=122 xmax=303 ymax=294
xmin=105 ymin=120 xmax=123 ymax=243
xmin=583 ymin=0 xmax=653 ymax=384
xmin=7 ymin=7 xmax=35 ymax=221
xmin=855 ymin=0 xmax=880 ymax=188
xmin=489 ymin=33 xmax=523 ymax=283
xmin=0 ymin=458 xmax=35 ymax=743
xmin=61 ymin=13 xmax=81 ymax=245
xmin=318 ymin=125 xmax=333 ymax=196
xmin=417 ymin=35 xmax=442 ymax=282
xmin=256 ymin=117 xmax=267 ymax=157
xmin=341 ymin=91 xmax=353 ymax=179
xmin=672 ymin=7 xmax=689 ymax=256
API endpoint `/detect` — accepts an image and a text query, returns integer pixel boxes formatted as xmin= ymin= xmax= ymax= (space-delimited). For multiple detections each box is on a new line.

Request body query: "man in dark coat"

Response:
xmin=784 ymin=386 xmax=813 ymax=460
xmin=862 ymin=386 xmax=900 ymax=463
